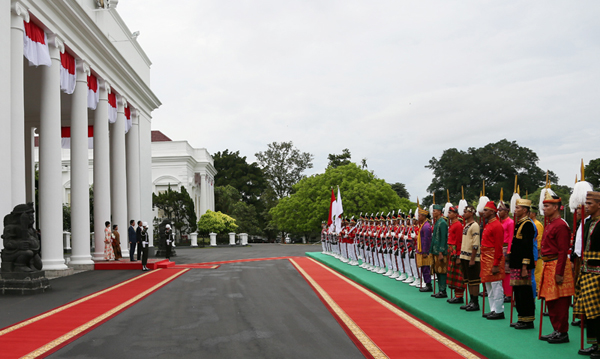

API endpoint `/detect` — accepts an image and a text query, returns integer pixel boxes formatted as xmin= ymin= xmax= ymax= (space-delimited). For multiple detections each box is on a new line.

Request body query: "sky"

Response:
xmin=118 ymin=0 xmax=600 ymax=202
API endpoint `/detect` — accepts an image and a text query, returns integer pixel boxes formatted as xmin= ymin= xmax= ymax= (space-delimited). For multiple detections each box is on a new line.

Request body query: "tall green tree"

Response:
xmin=389 ymin=182 xmax=410 ymax=199
xmin=270 ymin=163 xmax=416 ymax=235
xmin=425 ymin=139 xmax=559 ymax=205
xmin=213 ymin=150 xmax=267 ymax=204
xmin=327 ymin=148 xmax=352 ymax=168
xmin=215 ymin=185 xmax=261 ymax=235
xmin=255 ymin=141 xmax=314 ymax=199
xmin=586 ymin=158 xmax=600 ymax=189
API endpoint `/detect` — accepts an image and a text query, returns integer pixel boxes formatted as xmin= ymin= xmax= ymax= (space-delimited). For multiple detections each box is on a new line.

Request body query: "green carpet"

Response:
xmin=306 ymin=252 xmax=584 ymax=359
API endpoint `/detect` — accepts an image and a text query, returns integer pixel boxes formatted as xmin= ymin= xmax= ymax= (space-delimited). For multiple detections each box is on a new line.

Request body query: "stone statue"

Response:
xmin=1 ymin=203 xmax=43 ymax=273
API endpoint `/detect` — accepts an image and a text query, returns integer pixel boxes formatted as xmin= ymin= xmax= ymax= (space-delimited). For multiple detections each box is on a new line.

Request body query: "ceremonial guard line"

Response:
xmin=322 ymin=167 xmax=600 ymax=357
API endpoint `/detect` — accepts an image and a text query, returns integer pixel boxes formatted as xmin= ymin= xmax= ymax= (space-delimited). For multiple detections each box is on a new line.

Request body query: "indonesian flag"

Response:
xmin=61 ymin=126 xmax=94 ymax=149
xmin=327 ymin=189 xmax=335 ymax=232
xmin=125 ymin=106 xmax=132 ymax=133
xmin=23 ymin=21 xmax=51 ymax=67
xmin=60 ymin=51 xmax=76 ymax=94
xmin=87 ymin=74 xmax=99 ymax=110
xmin=108 ymin=92 xmax=117 ymax=124
xmin=334 ymin=187 xmax=343 ymax=234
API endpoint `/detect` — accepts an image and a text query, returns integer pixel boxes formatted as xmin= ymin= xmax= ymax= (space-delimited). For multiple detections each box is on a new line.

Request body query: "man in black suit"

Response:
xmin=128 ymin=220 xmax=137 ymax=261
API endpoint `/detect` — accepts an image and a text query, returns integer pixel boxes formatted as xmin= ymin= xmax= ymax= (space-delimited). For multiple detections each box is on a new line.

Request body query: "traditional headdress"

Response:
xmin=484 ymin=201 xmax=498 ymax=212
xmin=515 ymin=198 xmax=532 ymax=207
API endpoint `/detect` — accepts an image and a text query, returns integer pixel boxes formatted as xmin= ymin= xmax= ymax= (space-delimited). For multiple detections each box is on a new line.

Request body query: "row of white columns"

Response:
xmin=9 ymin=3 xmax=142 ymax=269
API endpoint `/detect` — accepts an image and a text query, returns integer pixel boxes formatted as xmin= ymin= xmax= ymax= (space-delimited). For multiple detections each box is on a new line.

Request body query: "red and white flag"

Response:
xmin=61 ymin=126 xmax=94 ymax=149
xmin=87 ymin=74 xmax=99 ymax=110
xmin=60 ymin=51 xmax=76 ymax=94
xmin=125 ymin=106 xmax=132 ymax=133
xmin=108 ymin=92 xmax=117 ymax=124
xmin=23 ymin=21 xmax=51 ymax=67
xmin=328 ymin=189 xmax=335 ymax=232
xmin=334 ymin=187 xmax=343 ymax=234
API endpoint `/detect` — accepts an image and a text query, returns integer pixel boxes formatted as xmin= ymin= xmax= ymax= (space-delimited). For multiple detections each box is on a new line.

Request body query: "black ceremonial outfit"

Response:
xmin=509 ymin=216 xmax=536 ymax=326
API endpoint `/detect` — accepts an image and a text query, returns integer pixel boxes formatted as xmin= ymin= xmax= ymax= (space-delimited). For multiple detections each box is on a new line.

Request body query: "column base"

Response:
xmin=42 ymin=259 xmax=68 ymax=271
xmin=45 ymin=268 xmax=75 ymax=278
xmin=91 ymin=252 xmax=105 ymax=261
xmin=68 ymin=263 xmax=94 ymax=271
xmin=68 ymin=255 xmax=94 ymax=266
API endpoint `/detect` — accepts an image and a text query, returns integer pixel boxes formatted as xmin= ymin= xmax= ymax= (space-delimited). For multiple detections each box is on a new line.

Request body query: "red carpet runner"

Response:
xmin=0 ymin=268 xmax=189 ymax=359
xmin=290 ymin=258 xmax=482 ymax=359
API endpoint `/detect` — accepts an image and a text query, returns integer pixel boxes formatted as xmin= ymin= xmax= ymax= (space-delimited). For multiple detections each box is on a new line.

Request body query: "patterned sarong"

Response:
xmin=433 ymin=255 xmax=448 ymax=274
xmin=447 ymin=245 xmax=463 ymax=289
xmin=539 ymin=260 xmax=574 ymax=301
xmin=417 ymin=253 xmax=432 ymax=267
xmin=503 ymin=245 xmax=510 ymax=274
xmin=510 ymin=268 xmax=531 ymax=286
xmin=480 ymin=246 xmax=505 ymax=283
xmin=574 ymin=272 xmax=600 ymax=319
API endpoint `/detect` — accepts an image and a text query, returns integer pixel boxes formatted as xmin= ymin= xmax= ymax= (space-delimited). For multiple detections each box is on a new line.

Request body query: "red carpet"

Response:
xmin=0 ymin=268 xmax=189 ymax=359
xmin=94 ymin=258 xmax=173 ymax=270
xmin=194 ymin=256 xmax=304 ymax=266
xmin=174 ymin=264 xmax=220 ymax=269
xmin=290 ymin=258 xmax=483 ymax=359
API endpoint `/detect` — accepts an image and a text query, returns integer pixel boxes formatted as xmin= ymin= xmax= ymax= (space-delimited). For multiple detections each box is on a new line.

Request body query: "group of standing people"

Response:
xmin=103 ymin=220 xmax=150 ymax=271
xmin=322 ymin=190 xmax=600 ymax=357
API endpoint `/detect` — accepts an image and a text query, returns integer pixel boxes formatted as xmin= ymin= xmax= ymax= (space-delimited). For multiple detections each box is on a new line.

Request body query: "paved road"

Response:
xmin=2 ymin=244 xmax=364 ymax=358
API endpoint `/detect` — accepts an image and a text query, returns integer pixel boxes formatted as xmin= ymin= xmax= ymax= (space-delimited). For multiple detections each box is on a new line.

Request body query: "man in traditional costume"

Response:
xmin=460 ymin=205 xmax=481 ymax=311
xmin=446 ymin=206 xmax=465 ymax=304
xmin=573 ymin=191 xmax=600 ymax=356
xmin=499 ymin=201 xmax=515 ymax=303
xmin=431 ymin=204 xmax=449 ymax=298
xmin=480 ymin=201 xmax=506 ymax=320
xmin=416 ymin=208 xmax=433 ymax=291
xmin=530 ymin=205 xmax=544 ymax=297
xmin=509 ymin=199 xmax=536 ymax=329
xmin=539 ymin=193 xmax=574 ymax=344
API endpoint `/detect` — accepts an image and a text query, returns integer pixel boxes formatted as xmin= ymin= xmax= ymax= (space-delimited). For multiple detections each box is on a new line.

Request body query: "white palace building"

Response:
xmin=1 ymin=0 xmax=161 ymax=273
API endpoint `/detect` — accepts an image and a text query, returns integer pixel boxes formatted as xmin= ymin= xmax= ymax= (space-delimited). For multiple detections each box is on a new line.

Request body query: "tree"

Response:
xmin=255 ymin=141 xmax=314 ymax=199
xmin=213 ymin=150 xmax=267 ymax=204
xmin=327 ymin=148 xmax=352 ymax=168
xmin=215 ymin=185 xmax=261 ymax=235
xmin=389 ymin=182 xmax=410 ymax=199
xmin=425 ymin=139 xmax=559 ymax=206
xmin=63 ymin=204 xmax=71 ymax=232
xmin=196 ymin=210 xmax=238 ymax=235
xmin=586 ymin=158 xmax=600 ymax=189
xmin=270 ymin=163 xmax=416 ymax=235
xmin=152 ymin=185 xmax=197 ymax=238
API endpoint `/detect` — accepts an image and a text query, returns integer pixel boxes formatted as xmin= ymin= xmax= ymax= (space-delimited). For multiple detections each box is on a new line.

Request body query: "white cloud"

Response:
xmin=118 ymin=0 xmax=600 ymax=201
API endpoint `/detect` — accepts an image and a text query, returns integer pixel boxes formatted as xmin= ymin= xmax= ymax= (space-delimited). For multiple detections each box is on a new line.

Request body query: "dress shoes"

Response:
xmin=460 ymin=303 xmax=469 ymax=310
xmin=547 ymin=332 xmax=569 ymax=344
xmin=479 ymin=292 xmax=488 ymax=297
xmin=433 ymin=291 xmax=448 ymax=299
xmin=503 ymin=296 xmax=512 ymax=303
xmin=465 ymin=303 xmax=480 ymax=312
xmin=591 ymin=352 xmax=600 ymax=359
xmin=419 ymin=283 xmax=433 ymax=292
xmin=514 ymin=322 xmax=534 ymax=329
xmin=540 ymin=331 xmax=559 ymax=341
xmin=483 ymin=311 xmax=495 ymax=318
xmin=510 ymin=322 xmax=518 ymax=328
xmin=447 ymin=297 xmax=464 ymax=304
xmin=572 ymin=320 xmax=582 ymax=327
xmin=578 ymin=344 xmax=598 ymax=355
xmin=487 ymin=312 xmax=505 ymax=320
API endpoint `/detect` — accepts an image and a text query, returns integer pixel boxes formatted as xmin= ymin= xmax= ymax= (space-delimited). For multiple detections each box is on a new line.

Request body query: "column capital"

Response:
xmin=11 ymin=1 xmax=29 ymax=23
xmin=131 ymin=108 xmax=139 ymax=125
xmin=101 ymin=78 xmax=112 ymax=94
xmin=47 ymin=33 xmax=65 ymax=55
xmin=75 ymin=58 xmax=91 ymax=80
xmin=117 ymin=94 xmax=127 ymax=112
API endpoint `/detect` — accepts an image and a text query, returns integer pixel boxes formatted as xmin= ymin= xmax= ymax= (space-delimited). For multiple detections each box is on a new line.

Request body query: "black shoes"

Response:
xmin=448 ymin=297 xmax=464 ymax=304
xmin=572 ymin=320 xmax=582 ymax=327
xmin=465 ymin=303 xmax=480 ymax=312
xmin=510 ymin=322 xmax=517 ymax=327
xmin=433 ymin=291 xmax=448 ymax=298
xmin=548 ymin=332 xmax=569 ymax=344
xmin=483 ymin=311 xmax=495 ymax=318
xmin=514 ymin=322 xmax=534 ymax=329
xmin=419 ymin=284 xmax=433 ymax=292
xmin=487 ymin=312 xmax=505 ymax=320
xmin=579 ymin=344 xmax=598 ymax=355
xmin=503 ymin=295 xmax=512 ymax=303
xmin=540 ymin=331 xmax=559 ymax=341
xmin=460 ymin=303 xmax=469 ymax=310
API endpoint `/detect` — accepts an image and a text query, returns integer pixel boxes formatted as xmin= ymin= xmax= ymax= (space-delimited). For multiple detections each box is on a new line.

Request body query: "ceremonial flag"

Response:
xmin=334 ymin=187 xmax=343 ymax=234
xmin=87 ymin=74 xmax=99 ymax=109
xmin=108 ymin=92 xmax=117 ymax=123
xmin=328 ymin=189 xmax=335 ymax=231
xmin=60 ymin=51 xmax=76 ymax=94
xmin=61 ymin=126 xmax=94 ymax=149
xmin=125 ymin=105 xmax=132 ymax=133
xmin=23 ymin=21 xmax=51 ymax=67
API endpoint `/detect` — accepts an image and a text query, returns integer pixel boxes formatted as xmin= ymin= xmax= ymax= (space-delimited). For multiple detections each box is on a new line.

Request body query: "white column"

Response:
xmin=10 ymin=2 xmax=28 ymax=206
xmin=110 ymin=94 xmax=129 ymax=257
xmin=126 ymin=110 xmax=141 ymax=224
xmin=0 ymin=1 xmax=12 ymax=257
xmin=190 ymin=232 xmax=198 ymax=247
xmin=209 ymin=232 xmax=217 ymax=246
xmin=229 ymin=232 xmax=236 ymax=246
xmin=200 ymin=174 xmax=209 ymax=216
xmin=92 ymin=79 xmax=111 ymax=261
xmin=69 ymin=59 xmax=93 ymax=265
xmin=39 ymin=34 xmax=68 ymax=270
xmin=24 ymin=126 xmax=35 ymax=203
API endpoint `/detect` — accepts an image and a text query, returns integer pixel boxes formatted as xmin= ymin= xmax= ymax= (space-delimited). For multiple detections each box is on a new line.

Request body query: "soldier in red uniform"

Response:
xmin=446 ymin=206 xmax=465 ymax=304
xmin=480 ymin=201 xmax=506 ymax=320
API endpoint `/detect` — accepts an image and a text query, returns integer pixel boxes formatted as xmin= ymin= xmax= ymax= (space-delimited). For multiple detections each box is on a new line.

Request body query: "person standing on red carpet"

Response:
xmin=141 ymin=222 xmax=150 ymax=271
xmin=446 ymin=206 xmax=465 ymax=304
xmin=111 ymin=224 xmax=122 ymax=260
xmin=480 ymin=201 xmax=505 ymax=320
xmin=460 ymin=205 xmax=481 ymax=311
xmin=104 ymin=221 xmax=114 ymax=261
xmin=539 ymin=193 xmax=575 ymax=344
xmin=498 ymin=201 xmax=515 ymax=303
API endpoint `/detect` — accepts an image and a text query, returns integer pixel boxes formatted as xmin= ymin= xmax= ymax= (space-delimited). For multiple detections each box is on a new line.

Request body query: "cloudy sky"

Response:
xmin=118 ymin=0 xmax=600 ymax=201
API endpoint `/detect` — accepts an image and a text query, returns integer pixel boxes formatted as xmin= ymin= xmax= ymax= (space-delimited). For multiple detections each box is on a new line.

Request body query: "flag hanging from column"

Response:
xmin=108 ymin=92 xmax=117 ymax=123
xmin=23 ymin=20 xmax=51 ymax=67
xmin=87 ymin=74 xmax=99 ymax=109
xmin=328 ymin=189 xmax=335 ymax=232
xmin=334 ymin=186 xmax=343 ymax=234
xmin=61 ymin=126 xmax=94 ymax=149
xmin=60 ymin=51 xmax=76 ymax=94
xmin=125 ymin=106 xmax=132 ymax=133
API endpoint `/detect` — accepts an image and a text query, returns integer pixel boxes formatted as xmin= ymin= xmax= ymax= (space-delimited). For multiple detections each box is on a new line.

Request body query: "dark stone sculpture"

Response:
xmin=1 ymin=203 xmax=50 ymax=294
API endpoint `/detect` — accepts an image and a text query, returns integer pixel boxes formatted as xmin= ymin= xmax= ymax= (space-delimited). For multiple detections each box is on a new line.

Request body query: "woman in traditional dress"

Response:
xmin=112 ymin=224 xmax=122 ymax=260
xmin=104 ymin=221 xmax=114 ymax=260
